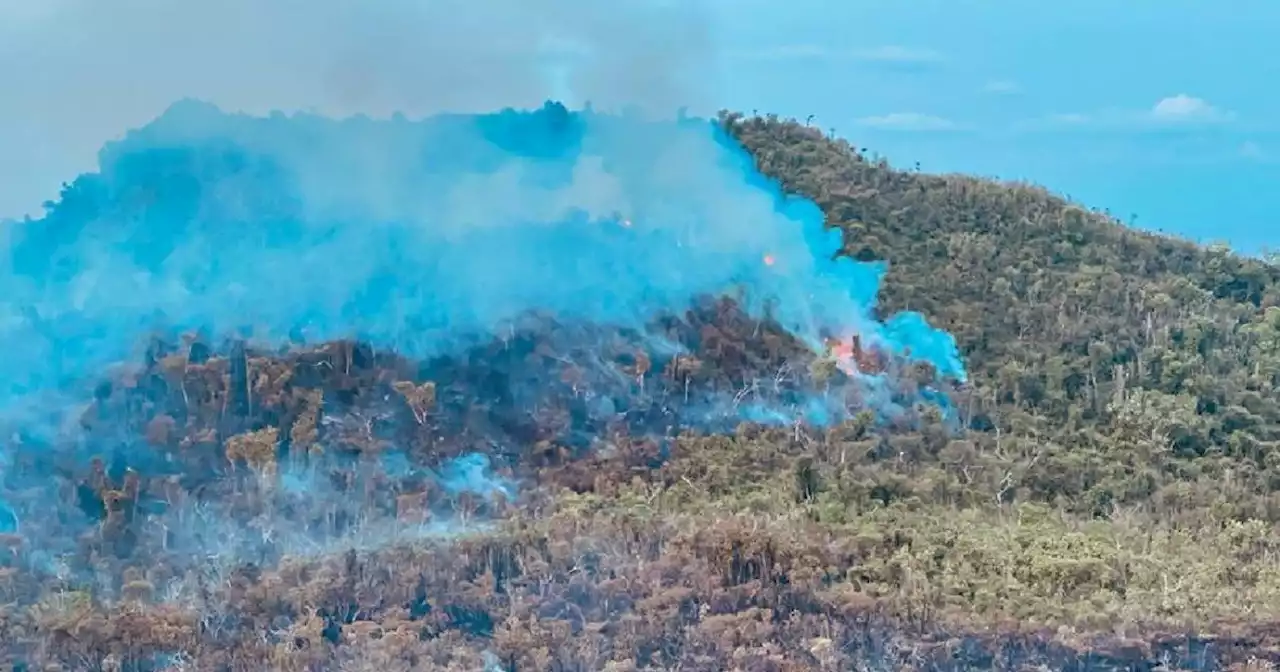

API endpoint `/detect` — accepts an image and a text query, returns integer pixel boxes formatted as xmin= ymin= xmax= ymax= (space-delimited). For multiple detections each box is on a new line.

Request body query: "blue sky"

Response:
xmin=706 ymin=0 xmax=1280 ymax=253
xmin=1 ymin=0 xmax=1275 ymax=253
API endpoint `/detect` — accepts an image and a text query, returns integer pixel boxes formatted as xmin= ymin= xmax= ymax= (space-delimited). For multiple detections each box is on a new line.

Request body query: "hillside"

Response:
xmin=732 ymin=112 xmax=1280 ymax=518
xmin=2 ymin=106 xmax=1279 ymax=671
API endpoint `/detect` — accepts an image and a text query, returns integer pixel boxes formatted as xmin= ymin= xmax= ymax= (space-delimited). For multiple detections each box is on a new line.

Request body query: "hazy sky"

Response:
xmin=1 ymin=0 xmax=1276 ymax=252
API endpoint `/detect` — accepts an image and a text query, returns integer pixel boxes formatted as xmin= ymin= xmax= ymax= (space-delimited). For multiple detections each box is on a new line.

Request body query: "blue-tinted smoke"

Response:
xmin=1 ymin=100 xmax=964 ymax=406
xmin=436 ymin=453 xmax=514 ymax=501
xmin=0 ymin=499 xmax=17 ymax=534
xmin=0 ymin=100 xmax=969 ymax=592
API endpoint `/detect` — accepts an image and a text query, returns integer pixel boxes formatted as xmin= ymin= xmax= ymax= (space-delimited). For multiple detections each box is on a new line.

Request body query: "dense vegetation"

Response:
xmin=3 ymin=111 xmax=1280 ymax=670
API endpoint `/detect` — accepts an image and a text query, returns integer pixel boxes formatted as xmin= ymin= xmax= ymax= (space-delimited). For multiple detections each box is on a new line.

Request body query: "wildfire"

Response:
xmin=824 ymin=334 xmax=887 ymax=375
xmin=762 ymin=253 xmax=776 ymax=266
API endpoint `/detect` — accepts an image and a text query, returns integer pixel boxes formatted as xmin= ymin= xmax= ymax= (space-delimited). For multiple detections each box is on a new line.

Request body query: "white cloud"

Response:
xmin=1021 ymin=94 xmax=1235 ymax=133
xmin=851 ymin=45 xmax=943 ymax=65
xmin=1149 ymin=94 xmax=1232 ymax=123
xmin=982 ymin=79 xmax=1018 ymax=94
xmin=1240 ymin=141 xmax=1266 ymax=161
xmin=854 ymin=112 xmax=958 ymax=132
xmin=1047 ymin=112 xmax=1090 ymax=125
xmin=728 ymin=44 xmax=829 ymax=61
xmin=729 ymin=44 xmax=942 ymax=67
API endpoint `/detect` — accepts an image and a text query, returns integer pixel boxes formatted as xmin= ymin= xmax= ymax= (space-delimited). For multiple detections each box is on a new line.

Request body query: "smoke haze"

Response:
xmin=0 ymin=0 xmax=967 ymax=585
xmin=0 ymin=0 xmax=716 ymax=217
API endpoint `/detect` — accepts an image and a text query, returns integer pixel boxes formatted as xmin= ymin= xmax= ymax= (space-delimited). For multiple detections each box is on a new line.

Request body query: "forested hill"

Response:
xmin=6 ymin=107 xmax=1280 ymax=670
xmin=729 ymin=111 xmax=1280 ymax=522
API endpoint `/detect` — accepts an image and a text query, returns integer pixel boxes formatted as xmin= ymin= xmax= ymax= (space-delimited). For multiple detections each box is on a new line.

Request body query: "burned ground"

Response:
xmin=0 ymin=295 xmax=964 ymax=670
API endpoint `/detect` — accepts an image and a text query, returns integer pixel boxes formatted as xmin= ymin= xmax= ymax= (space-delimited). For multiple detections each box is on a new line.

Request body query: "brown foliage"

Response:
xmin=5 ymin=111 xmax=1280 ymax=670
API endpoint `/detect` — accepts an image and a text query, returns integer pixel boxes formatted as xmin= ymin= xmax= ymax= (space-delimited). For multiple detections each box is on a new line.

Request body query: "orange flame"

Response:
xmin=824 ymin=334 xmax=887 ymax=375
xmin=826 ymin=338 xmax=857 ymax=375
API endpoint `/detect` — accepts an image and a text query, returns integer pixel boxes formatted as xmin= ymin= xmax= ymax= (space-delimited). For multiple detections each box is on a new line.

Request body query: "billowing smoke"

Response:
xmin=0 ymin=0 xmax=715 ymax=218
xmin=1 ymin=100 xmax=962 ymax=398
xmin=0 ymin=0 xmax=965 ymax=600
xmin=0 ymin=100 xmax=964 ymax=583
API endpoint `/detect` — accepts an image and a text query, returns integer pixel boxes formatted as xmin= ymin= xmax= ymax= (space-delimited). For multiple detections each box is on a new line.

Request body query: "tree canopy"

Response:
xmin=3 ymin=111 xmax=1280 ymax=670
